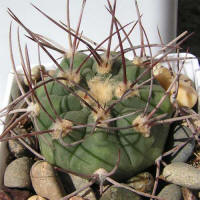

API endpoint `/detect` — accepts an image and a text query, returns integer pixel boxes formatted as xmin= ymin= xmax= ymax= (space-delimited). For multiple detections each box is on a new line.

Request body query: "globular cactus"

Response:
xmin=35 ymin=51 xmax=172 ymax=181
xmin=2 ymin=0 xmax=196 ymax=188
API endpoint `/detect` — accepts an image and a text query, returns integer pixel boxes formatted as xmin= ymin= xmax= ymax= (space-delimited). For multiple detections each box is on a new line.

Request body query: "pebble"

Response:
xmin=162 ymin=162 xmax=200 ymax=189
xmin=157 ymin=184 xmax=182 ymax=200
xmin=67 ymin=174 xmax=97 ymax=200
xmin=10 ymin=77 xmax=25 ymax=101
xmin=126 ymin=172 xmax=154 ymax=193
xmin=69 ymin=196 xmax=86 ymax=200
xmin=182 ymin=187 xmax=197 ymax=200
xmin=30 ymin=160 xmax=66 ymax=200
xmin=10 ymin=77 xmax=27 ymax=113
xmin=27 ymin=195 xmax=47 ymax=200
xmin=8 ymin=128 xmax=35 ymax=158
xmin=100 ymin=186 xmax=142 ymax=200
xmin=2 ymin=187 xmax=32 ymax=200
xmin=0 ymin=190 xmax=11 ymax=200
xmin=24 ymin=65 xmax=45 ymax=86
xmin=169 ymin=125 xmax=195 ymax=163
xmin=4 ymin=157 xmax=33 ymax=188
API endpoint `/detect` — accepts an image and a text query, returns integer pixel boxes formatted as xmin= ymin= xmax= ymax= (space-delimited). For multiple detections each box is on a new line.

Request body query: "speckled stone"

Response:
xmin=100 ymin=186 xmax=142 ymax=200
xmin=30 ymin=161 xmax=66 ymax=200
xmin=68 ymin=174 xmax=97 ymax=200
xmin=158 ymin=184 xmax=182 ymax=200
xmin=162 ymin=162 xmax=200 ymax=189
xmin=127 ymin=172 xmax=154 ymax=193
xmin=4 ymin=157 xmax=33 ymax=188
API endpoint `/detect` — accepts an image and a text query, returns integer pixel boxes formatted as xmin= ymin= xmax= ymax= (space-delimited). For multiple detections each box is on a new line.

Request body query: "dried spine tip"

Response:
xmin=132 ymin=114 xmax=151 ymax=137
xmin=57 ymin=70 xmax=80 ymax=86
xmin=115 ymin=81 xmax=139 ymax=99
xmin=27 ymin=102 xmax=40 ymax=117
xmin=88 ymin=76 xmax=114 ymax=106
xmin=51 ymin=119 xmax=73 ymax=139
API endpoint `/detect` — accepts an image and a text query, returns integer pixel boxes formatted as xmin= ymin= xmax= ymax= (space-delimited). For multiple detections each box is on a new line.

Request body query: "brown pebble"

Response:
xmin=69 ymin=196 xmax=85 ymax=200
xmin=27 ymin=195 xmax=47 ymax=200
xmin=0 ymin=187 xmax=31 ymax=200
xmin=0 ymin=190 xmax=11 ymax=200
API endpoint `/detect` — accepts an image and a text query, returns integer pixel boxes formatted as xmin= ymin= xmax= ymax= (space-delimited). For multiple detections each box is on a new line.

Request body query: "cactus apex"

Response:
xmin=88 ymin=76 xmax=114 ymax=106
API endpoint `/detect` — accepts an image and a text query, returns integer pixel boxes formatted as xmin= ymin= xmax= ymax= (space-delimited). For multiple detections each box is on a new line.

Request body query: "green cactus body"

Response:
xmin=35 ymin=52 xmax=172 ymax=181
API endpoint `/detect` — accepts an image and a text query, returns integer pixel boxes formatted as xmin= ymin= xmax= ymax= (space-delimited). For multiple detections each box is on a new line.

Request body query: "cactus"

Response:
xmin=2 ymin=0 xmax=197 ymax=191
xmin=34 ymin=50 xmax=172 ymax=181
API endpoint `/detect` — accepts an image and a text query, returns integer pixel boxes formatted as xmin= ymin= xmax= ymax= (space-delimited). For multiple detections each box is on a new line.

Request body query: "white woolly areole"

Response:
xmin=132 ymin=56 xmax=147 ymax=67
xmin=93 ymin=168 xmax=108 ymax=184
xmin=77 ymin=90 xmax=93 ymax=106
xmin=115 ymin=81 xmax=139 ymax=99
xmin=51 ymin=119 xmax=73 ymax=139
xmin=58 ymin=70 xmax=80 ymax=86
xmin=94 ymin=168 xmax=108 ymax=176
xmin=132 ymin=114 xmax=151 ymax=137
xmin=27 ymin=103 xmax=40 ymax=117
xmin=92 ymin=107 xmax=111 ymax=124
xmin=64 ymin=50 xmax=74 ymax=59
xmin=88 ymin=76 xmax=114 ymax=106
xmin=97 ymin=59 xmax=112 ymax=74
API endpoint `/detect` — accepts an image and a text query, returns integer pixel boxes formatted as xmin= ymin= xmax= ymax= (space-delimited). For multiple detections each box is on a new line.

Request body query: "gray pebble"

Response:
xmin=170 ymin=125 xmax=195 ymax=163
xmin=162 ymin=162 xmax=200 ymax=189
xmin=158 ymin=184 xmax=182 ymax=200
xmin=4 ymin=157 xmax=33 ymax=188
xmin=67 ymin=174 xmax=96 ymax=200
xmin=100 ymin=186 xmax=142 ymax=200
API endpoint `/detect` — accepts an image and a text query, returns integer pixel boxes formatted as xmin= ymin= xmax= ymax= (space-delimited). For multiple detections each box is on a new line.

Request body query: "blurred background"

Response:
xmin=178 ymin=0 xmax=200 ymax=57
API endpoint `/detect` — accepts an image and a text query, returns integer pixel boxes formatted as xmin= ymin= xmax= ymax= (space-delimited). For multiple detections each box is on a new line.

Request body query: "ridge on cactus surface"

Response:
xmin=5 ymin=0 xmax=194 ymax=183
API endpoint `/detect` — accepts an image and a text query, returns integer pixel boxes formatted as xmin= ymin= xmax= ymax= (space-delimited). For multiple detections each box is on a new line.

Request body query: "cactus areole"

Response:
xmin=35 ymin=52 xmax=173 ymax=181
